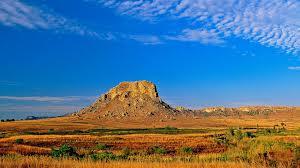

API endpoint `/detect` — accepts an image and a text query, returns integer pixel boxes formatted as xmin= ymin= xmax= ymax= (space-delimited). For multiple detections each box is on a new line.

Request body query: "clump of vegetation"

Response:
xmin=243 ymin=131 xmax=256 ymax=138
xmin=256 ymin=123 xmax=287 ymax=135
xmin=95 ymin=143 xmax=110 ymax=150
xmin=91 ymin=147 xmax=135 ymax=161
xmin=216 ymin=153 xmax=229 ymax=161
xmin=212 ymin=127 xmax=299 ymax=167
xmin=154 ymin=126 xmax=179 ymax=134
xmin=163 ymin=126 xmax=178 ymax=130
xmin=215 ymin=128 xmax=259 ymax=149
xmin=3 ymin=119 xmax=15 ymax=122
xmin=147 ymin=146 xmax=168 ymax=155
xmin=51 ymin=144 xmax=79 ymax=158
xmin=90 ymin=152 xmax=116 ymax=161
xmin=179 ymin=147 xmax=193 ymax=154
xmin=48 ymin=129 xmax=54 ymax=133
xmin=15 ymin=138 xmax=24 ymax=144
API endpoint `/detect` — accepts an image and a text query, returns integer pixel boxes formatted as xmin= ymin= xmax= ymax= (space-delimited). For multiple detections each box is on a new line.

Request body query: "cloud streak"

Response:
xmin=127 ymin=34 xmax=163 ymax=45
xmin=0 ymin=96 xmax=97 ymax=102
xmin=0 ymin=0 xmax=99 ymax=37
xmin=288 ymin=66 xmax=300 ymax=70
xmin=0 ymin=104 xmax=83 ymax=113
xmin=165 ymin=29 xmax=225 ymax=45
xmin=97 ymin=0 xmax=300 ymax=54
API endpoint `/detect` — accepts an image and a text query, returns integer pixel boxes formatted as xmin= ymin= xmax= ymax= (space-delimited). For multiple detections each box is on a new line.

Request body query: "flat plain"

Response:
xmin=1 ymin=108 xmax=300 ymax=168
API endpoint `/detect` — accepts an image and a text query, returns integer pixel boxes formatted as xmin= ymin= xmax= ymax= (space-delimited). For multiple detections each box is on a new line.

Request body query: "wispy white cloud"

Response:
xmin=165 ymin=28 xmax=225 ymax=45
xmin=96 ymin=0 xmax=300 ymax=54
xmin=288 ymin=66 xmax=300 ymax=70
xmin=0 ymin=96 xmax=97 ymax=102
xmin=0 ymin=0 xmax=48 ymax=29
xmin=0 ymin=0 xmax=100 ymax=38
xmin=0 ymin=104 xmax=83 ymax=113
xmin=98 ymin=0 xmax=177 ymax=22
xmin=126 ymin=34 xmax=162 ymax=45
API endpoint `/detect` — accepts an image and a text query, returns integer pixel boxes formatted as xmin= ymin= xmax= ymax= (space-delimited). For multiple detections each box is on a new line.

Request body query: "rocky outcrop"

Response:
xmin=195 ymin=106 xmax=292 ymax=117
xmin=74 ymin=80 xmax=178 ymax=119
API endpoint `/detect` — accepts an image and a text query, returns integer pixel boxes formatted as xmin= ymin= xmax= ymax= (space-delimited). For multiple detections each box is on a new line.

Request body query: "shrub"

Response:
xmin=51 ymin=144 xmax=78 ymax=158
xmin=243 ymin=132 xmax=256 ymax=138
xmin=96 ymin=143 xmax=109 ymax=150
xmin=228 ymin=128 xmax=235 ymax=136
xmin=180 ymin=147 xmax=193 ymax=154
xmin=90 ymin=152 xmax=116 ymax=161
xmin=217 ymin=154 xmax=229 ymax=161
xmin=15 ymin=138 xmax=24 ymax=144
xmin=163 ymin=126 xmax=177 ymax=130
xmin=234 ymin=129 xmax=243 ymax=141
xmin=214 ymin=136 xmax=230 ymax=146
xmin=148 ymin=146 xmax=167 ymax=155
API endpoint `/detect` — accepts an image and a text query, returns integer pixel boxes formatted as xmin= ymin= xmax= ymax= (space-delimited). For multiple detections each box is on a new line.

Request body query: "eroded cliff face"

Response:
xmin=100 ymin=80 xmax=160 ymax=103
xmin=74 ymin=81 xmax=177 ymax=119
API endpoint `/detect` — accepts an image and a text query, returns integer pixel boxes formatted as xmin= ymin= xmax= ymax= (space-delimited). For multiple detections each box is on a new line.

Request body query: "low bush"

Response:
xmin=15 ymin=139 xmax=24 ymax=144
xmin=51 ymin=144 xmax=78 ymax=158
xmin=243 ymin=132 xmax=256 ymax=138
xmin=90 ymin=152 xmax=116 ymax=161
xmin=217 ymin=154 xmax=229 ymax=161
xmin=148 ymin=146 xmax=167 ymax=155
xmin=163 ymin=126 xmax=178 ymax=130
xmin=214 ymin=136 xmax=230 ymax=146
xmin=96 ymin=143 xmax=109 ymax=150
xmin=48 ymin=129 xmax=54 ymax=133
xmin=180 ymin=147 xmax=193 ymax=154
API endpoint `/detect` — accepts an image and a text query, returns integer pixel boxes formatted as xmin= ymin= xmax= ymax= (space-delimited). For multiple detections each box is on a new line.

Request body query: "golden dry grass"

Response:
xmin=0 ymin=109 xmax=300 ymax=167
xmin=0 ymin=133 xmax=225 ymax=155
xmin=0 ymin=156 xmax=259 ymax=168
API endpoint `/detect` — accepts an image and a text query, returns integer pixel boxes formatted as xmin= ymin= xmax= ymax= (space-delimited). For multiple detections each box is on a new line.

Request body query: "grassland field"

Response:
xmin=1 ymin=110 xmax=300 ymax=168
xmin=0 ymin=116 xmax=300 ymax=168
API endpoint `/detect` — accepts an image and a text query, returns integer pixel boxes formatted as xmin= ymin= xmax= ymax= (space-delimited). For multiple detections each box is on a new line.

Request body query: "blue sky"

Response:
xmin=0 ymin=0 xmax=300 ymax=118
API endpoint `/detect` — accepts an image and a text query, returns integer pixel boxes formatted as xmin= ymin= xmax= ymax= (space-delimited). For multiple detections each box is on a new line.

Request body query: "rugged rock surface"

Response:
xmin=195 ymin=106 xmax=294 ymax=117
xmin=74 ymin=80 xmax=178 ymax=119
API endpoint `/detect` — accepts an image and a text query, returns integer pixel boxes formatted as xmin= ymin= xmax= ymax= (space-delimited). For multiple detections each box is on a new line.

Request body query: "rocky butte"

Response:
xmin=74 ymin=80 xmax=179 ymax=120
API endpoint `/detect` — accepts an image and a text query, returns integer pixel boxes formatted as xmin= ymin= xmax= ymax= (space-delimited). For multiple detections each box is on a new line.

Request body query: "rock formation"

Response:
xmin=72 ymin=80 xmax=287 ymax=120
xmin=74 ymin=80 xmax=178 ymax=119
